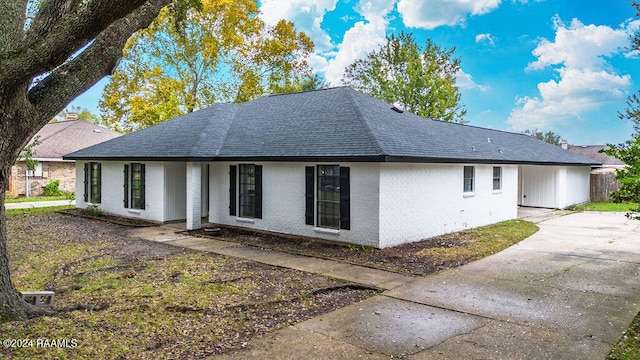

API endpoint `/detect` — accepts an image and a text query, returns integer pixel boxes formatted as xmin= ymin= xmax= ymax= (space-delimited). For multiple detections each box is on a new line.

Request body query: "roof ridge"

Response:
xmin=211 ymin=104 xmax=237 ymax=156
xmin=36 ymin=120 xmax=76 ymax=142
xmin=265 ymin=86 xmax=350 ymax=98
xmin=187 ymin=104 xmax=236 ymax=157
xmin=344 ymin=88 xmax=386 ymax=156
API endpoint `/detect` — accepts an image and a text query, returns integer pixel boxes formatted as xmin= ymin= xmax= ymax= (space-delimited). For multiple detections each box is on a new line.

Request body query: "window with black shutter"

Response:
xmin=84 ymin=162 xmax=101 ymax=204
xmin=229 ymin=165 xmax=236 ymax=216
xmin=306 ymin=165 xmax=350 ymax=230
xmin=123 ymin=163 xmax=145 ymax=209
xmin=232 ymin=164 xmax=262 ymax=219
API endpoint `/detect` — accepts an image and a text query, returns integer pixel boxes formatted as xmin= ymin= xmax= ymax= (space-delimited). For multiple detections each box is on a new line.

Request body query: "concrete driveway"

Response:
xmin=217 ymin=212 xmax=640 ymax=359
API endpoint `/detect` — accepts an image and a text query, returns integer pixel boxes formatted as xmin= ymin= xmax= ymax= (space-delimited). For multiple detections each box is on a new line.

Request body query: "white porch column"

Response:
xmin=186 ymin=162 xmax=202 ymax=230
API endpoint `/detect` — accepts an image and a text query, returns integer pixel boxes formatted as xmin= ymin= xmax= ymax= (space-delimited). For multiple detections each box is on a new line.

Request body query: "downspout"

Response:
xmin=25 ymin=169 xmax=29 ymax=198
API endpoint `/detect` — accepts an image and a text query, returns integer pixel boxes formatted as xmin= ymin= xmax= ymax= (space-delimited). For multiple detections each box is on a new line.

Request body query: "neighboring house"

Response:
xmin=563 ymin=142 xmax=625 ymax=202
xmin=65 ymin=87 xmax=597 ymax=248
xmin=563 ymin=142 xmax=625 ymax=170
xmin=9 ymin=119 xmax=121 ymax=197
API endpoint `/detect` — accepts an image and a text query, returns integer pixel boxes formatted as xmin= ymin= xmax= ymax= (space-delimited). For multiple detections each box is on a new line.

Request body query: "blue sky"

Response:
xmin=73 ymin=0 xmax=640 ymax=145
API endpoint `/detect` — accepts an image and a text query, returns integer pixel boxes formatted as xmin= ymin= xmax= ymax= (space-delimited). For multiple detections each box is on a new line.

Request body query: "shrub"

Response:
xmin=43 ymin=180 xmax=61 ymax=196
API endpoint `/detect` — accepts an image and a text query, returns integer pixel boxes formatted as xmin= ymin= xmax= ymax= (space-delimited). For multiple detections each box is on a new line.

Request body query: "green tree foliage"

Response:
xmin=101 ymin=0 xmax=314 ymax=132
xmin=601 ymin=1 xmax=640 ymax=220
xmin=342 ymin=32 xmax=466 ymax=123
xmin=523 ymin=129 xmax=563 ymax=146
xmin=16 ymin=136 xmax=40 ymax=171
xmin=602 ymin=94 xmax=640 ymax=219
xmin=299 ymin=73 xmax=329 ymax=91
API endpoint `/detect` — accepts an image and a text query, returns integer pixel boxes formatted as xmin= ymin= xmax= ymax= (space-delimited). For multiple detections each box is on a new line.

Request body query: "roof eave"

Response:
xmin=62 ymin=154 xmax=600 ymax=166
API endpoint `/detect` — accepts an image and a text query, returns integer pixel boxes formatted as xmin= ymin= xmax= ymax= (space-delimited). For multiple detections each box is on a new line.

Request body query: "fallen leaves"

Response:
xmin=2 ymin=211 xmax=377 ymax=359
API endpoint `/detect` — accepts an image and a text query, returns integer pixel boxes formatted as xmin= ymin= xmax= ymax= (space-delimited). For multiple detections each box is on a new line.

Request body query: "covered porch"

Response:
xmin=164 ymin=161 xmax=210 ymax=230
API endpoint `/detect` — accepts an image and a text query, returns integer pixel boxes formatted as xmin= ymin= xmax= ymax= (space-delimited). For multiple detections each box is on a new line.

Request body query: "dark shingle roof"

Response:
xmin=64 ymin=87 xmax=599 ymax=166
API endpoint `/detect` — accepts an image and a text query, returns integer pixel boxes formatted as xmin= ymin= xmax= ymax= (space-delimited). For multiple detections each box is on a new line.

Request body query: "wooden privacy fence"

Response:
xmin=590 ymin=171 xmax=621 ymax=202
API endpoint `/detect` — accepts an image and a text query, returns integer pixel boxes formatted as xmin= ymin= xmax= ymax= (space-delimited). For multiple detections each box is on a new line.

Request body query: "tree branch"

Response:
xmin=27 ymin=0 xmax=172 ymax=121
xmin=29 ymin=0 xmax=84 ymax=37
xmin=0 ymin=0 xmax=27 ymax=57
xmin=1 ymin=0 xmax=153 ymax=90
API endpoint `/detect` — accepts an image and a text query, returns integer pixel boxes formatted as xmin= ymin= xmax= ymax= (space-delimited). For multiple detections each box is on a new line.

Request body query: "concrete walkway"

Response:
xmin=5 ymin=199 xmax=76 ymax=209
xmin=130 ymin=225 xmax=417 ymax=290
xmin=132 ymin=212 xmax=640 ymax=359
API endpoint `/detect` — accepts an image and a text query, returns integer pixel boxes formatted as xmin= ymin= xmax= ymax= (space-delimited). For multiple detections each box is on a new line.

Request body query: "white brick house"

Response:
xmin=65 ymin=88 xmax=597 ymax=248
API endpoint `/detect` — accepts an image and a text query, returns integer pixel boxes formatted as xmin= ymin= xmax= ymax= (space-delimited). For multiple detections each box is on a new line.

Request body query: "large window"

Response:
xmin=493 ymin=166 xmax=502 ymax=191
xmin=84 ymin=162 xmax=101 ymax=203
xmin=463 ymin=166 xmax=474 ymax=193
xmin=305 ymin=165 xmax=350 ymax=230
xmin=317 ymin=165 xmax=340 ymax=229
xmin=229 ymin=164 xmax=262 ymax=218
xmin=124 ymin=163 xmax=145 ymax=210
xmin=239 ymin=164 xmax=256 ymax=218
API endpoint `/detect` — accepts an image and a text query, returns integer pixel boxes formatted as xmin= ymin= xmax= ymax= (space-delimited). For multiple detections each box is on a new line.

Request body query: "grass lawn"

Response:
xmin=608 ymin=311 xmax=640 ymax=360
xmin=1 ymin=208 xmax=376 ymax=359
xmin=5 ymin=196 xmax=75 ymax=203
xmin=3 ymin=207 xmax=634 ymax=358
xmin=414 ymin=219 xmax=538 ymax=265
xmin=576 ymin=202 xmax=639 ymax=212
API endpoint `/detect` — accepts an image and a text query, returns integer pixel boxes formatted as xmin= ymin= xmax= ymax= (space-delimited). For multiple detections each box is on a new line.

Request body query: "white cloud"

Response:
xmin=323 ymin=18 xmax=389 ymax=84
xmin=321 ymin=0 xmax=397 ymax=84
xmin=260 ymin=0 xmax=396 ymax=84
xmin=508 ymin=69 xmax=630 ymax=129
xmin=508 ymin=16 xmax=636 ymax=131
xmin=527 ymin=16 xmax=633 ymax=71
xmin=356 ymin=0 xmax=397 ymax=21
xmin=456 ymin=69 xmax=489 ymax=92
xmin=397 ymin=0 xmax=501 ymax=29
xmin=475 ymin=33 xmax=495 ymax=46
xmin=260 ymin=0 xmax=338 ymax=51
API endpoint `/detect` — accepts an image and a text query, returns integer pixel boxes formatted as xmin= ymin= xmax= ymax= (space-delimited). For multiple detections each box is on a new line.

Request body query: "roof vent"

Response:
xmin=93 ymin=129 xmax=102 ymax=133
xmin=390 ymin=106 xmax=404 ymax=113
xmin=487 ymin=137 xmax=491 ymax=143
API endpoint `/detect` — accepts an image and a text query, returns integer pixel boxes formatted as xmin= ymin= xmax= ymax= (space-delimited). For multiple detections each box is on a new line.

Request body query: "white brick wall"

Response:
xmin=209 ymin=162 xmax=381 ymax=247
xmin=75 ymin=161 xmax=166 ymax=223
xmin=76 ymin=160 xmax=589 ymax=248
xmin=186 ymin=162 xmax=202 ymax=230
xmin=378 ymin=163 xmax=518 ymax=248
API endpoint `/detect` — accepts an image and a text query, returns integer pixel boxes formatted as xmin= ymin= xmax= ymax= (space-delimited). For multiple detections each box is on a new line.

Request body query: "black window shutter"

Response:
xmin=123 ymin=164 xmax=129 ymax=208
xmin=83 ymin=163 xmax=89 ymax=202
xmin=254 ymin=165 xmax=262 ymax=219
xmin=96 ymin=163 xmax=102 ymax=203
xmin=305 ymin=166 xmax=314 ymax=225
xmin=339 ymin=167 xmax=350 ymax=230
xmin=229 ymin=165 xmax=237 ymax=216
xmin=140 ymin=164 xmax=146 ymax=210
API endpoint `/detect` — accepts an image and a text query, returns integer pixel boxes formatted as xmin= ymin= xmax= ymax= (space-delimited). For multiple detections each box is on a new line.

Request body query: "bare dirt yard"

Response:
xmin=189 ymin=219 xmax=539 ymax=276
xmin=2 ymin=209 xmax=377 ymax=359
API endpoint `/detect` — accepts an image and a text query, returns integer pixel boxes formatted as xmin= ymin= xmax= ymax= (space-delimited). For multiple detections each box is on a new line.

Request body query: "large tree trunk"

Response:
xmin=0 ymin=0 xmax=174 ymax=322
xmin=0 ymin=166 xmax=50 ymax=321
xmin=0 ymin=92 xmax=52 ymax=321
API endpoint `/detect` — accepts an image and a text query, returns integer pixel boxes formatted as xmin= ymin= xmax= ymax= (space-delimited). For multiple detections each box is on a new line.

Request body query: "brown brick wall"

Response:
xmin=9 ymin=161 xmax=76 ymax=197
